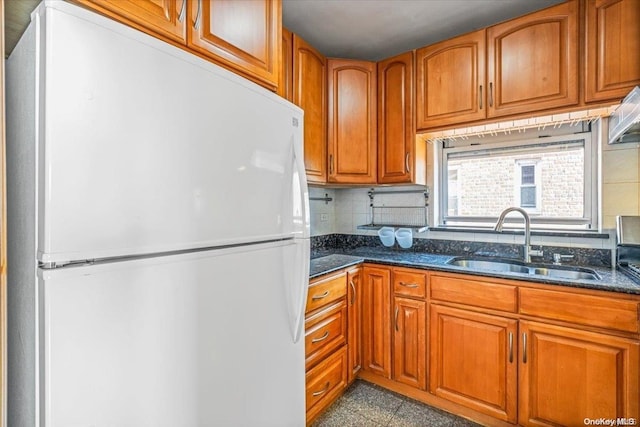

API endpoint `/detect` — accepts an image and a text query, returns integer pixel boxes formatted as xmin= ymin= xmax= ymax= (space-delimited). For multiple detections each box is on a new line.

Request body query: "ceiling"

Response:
xmin=283 ymin=0 xmax=565 ymax=61
xmin=5 ymin=0 xmax=565 ymax=60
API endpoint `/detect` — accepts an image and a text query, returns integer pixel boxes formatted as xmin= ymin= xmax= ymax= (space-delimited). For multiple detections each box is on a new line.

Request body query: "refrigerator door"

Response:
xmin=33 ymin=2 xmax=306 ymax=263
xmin=39 ymin=241 xmax=306 ymax=427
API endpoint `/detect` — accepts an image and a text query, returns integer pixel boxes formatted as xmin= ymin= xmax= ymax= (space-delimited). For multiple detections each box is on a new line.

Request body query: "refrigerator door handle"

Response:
xmin=291 ymin=131 xmax=310 ymax=239
xmin=287 ymin=239 xmax=309 ymax=343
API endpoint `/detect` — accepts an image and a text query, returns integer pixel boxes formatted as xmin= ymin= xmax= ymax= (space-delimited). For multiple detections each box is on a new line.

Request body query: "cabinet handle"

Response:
xmin=349 ymin=280 xmax=356 ymax=305
xmin=312 ymin=381 xmax=330 ymax=397
xmin=508 ymin=332 xmax=513 ymax=363
xmin=489 ymin=82 xmax=493 ymax=107
xmin=311 ymin=290 xmax=329 ymax=300
xmin=329 ymin=154 xmax=334 ymax=175
xmin=522 ymin=332 xmax=527 ymax=364
xmin=405 ymin=152 xmax=411 ymax=173
xmin=177 ymin=0 xmax=186 ymax=23
xmin=311 ymin=330 xmax=330 ymax=343
xmin=479 ymin=84 xmax=483 ymax=109
xmin=399 ymin=282 xmax=419 ymax=288
xmin=394 ymin=306 xmax=399 ymax=331
xmin=193 ymin=0 xmax=202 ymax=30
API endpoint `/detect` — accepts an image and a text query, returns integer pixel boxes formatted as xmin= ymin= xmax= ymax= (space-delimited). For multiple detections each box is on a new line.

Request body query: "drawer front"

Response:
xmin=305 ymin=346 xmax=347 ymax=413
xmin=394 ymin=268 xmax=427 ymax=299
xmin=520 ymin=287 xmax=640 ymax=334
xmin=305 ymin=301 xmax=347 ymax=369
xmin=306 ymin=273 xmax=347 ymax=314
xmin=430 ymin=273 xmax=518 ymax=313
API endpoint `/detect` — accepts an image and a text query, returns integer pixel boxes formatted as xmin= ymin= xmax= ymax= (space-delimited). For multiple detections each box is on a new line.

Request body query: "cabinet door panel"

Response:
xmin=393 ymin=297 xmax=426 ymax=390
xmin=416 ymin=30 xmax=485 ymax=129
xmin=73 ymin=0 xmax=187 ymax=43
xmin=585 ymin=0 xmax=640 ymax=102
xmin=328 ymin=59 xmax=377 ymax=184
xmin=347 ymin=268 xmax=362 ymax=383
xmin=362 ymin=266 xmax=391 ymax=378
xmin=519 ymin=321 xmax=639 ymax=426
xmin=487 ymin=1 xmax=578 ymax=117
xmin=293 ymin=35 xmax=327 ymax=184
xmin=188 ymin=0 xmax=280 ymax=90
xmin=430 ymin=305 xmax=518 ymax=423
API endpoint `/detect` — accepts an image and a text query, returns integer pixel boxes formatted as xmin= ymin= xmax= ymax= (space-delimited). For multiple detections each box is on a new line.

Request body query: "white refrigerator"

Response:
xmin=6 ymin=2 xmax=309 ymax=426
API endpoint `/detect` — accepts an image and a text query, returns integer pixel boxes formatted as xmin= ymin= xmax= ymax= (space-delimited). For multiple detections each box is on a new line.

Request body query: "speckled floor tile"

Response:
xmin=312 ymin=380 xmax=483 ymax=427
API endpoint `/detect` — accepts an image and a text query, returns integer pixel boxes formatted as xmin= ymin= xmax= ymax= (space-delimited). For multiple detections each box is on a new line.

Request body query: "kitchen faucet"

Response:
xmin=494 ymin=207 xmax=543 ymax=263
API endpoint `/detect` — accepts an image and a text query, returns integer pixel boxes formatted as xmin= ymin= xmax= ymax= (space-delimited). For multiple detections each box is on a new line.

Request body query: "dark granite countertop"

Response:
xmin=310 ymin=247 xmax=640 ymax=295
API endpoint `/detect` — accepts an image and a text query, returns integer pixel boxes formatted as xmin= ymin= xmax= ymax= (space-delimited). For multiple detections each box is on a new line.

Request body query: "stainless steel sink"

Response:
xmin=446 ymin=257 xmax=601 ymax=281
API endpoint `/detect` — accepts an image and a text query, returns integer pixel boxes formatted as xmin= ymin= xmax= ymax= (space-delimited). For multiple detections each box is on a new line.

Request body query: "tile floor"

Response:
xmin=312 ymin=380 xmax=482 ymax=427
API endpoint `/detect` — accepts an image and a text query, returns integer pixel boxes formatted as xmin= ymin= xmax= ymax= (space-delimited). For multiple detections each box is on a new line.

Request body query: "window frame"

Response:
xmin=437 ymin=131 xmax=597 ymax=231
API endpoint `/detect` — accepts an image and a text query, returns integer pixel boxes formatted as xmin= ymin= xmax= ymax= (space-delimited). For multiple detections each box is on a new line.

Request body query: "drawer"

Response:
xmin=306 ymin=273 xmax=347 ymax=314
xmin=394 ymin=268 xmax=427 ymax=298
xmin=305 ymin=301 xmax=347 ymax=369
xmin=430 ymin=273 xmax=518 ymax=313
xmin=306 ymin=346 xmax=347 ymax=416
xmin=520 ymin=287 xmax=640 ymax=334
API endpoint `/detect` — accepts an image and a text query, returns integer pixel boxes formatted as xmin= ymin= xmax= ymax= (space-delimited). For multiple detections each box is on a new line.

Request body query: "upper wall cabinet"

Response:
xmin=416 ymin=30 xmax=486 ymax=130
xmin=293 ymin=35 xmax=328 ymax=184
xmin=585 ymin=0 xmax=640 ymax=103
xmin=187 ymin=0 xmax=281 ymax=91
xmin=72 ymin=0 xmax=187 ymax=43
xmin=486 ymin=0 xmax=579 ymax=118
xmin=327 ymin=59 xmax=377 ymax=184
xmin=378 ymin=52 xmax=426 ymax=185
xmin=279 ymin=28 xmax=294 ymax=102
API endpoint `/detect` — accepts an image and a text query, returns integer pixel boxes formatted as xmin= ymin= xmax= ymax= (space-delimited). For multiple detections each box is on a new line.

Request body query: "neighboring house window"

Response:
xmin=438 ymin=130 xmax=596 ymax=231
xmin=515 ymin=160 xmax=541 ymax=213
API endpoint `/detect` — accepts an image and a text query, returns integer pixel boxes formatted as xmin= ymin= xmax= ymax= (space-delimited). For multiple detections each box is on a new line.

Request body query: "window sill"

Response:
xmin=428 ymin=226 xmax=610 ymax=239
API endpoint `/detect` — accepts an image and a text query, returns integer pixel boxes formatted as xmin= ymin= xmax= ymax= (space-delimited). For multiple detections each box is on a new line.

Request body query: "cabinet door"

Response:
xmin=393 ymin=297 xmax=426 ymax=390
xmin=585 ymin=0 xmax=640 ymax=103
xmin=519 ymin=321 xmax=639 ymax=427
xmin=73 ymin=0 xmax=187 ymax=43
xmin=430 ymin=305 xmax=518 ymax=423
xmin=416 ymin=30 xmax=486 ymax=130
xmin=327 ymin=59 xmax=377 ymax=184
xmin=487 ymin=0 xmax=578 ymax=118
xmin=378 ymin=51 xmax=424 ymax=184
xmin=347 ymin=268 xmax=362 ymax=383
xmin=293 ymin=35 xmax=327 ymax=184
xmin=187 ymin=0 xmax=280 ymax=91
xmin=278 ymin=27 xmax=293 ymax=101
xmin=362 ymin=266 xmax=391 ymax=378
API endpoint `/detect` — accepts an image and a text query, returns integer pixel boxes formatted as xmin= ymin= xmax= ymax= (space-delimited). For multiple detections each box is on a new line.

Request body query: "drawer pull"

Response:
xmin=399 ymin=282 xmax=419 ymax=288
xmin=522 ymin=332 xmax=527 ymax=364
xmin=394 ymin=306 xmax=399 ymax=331
xmin=508 ymin=332 xmax=513 ymax=364
xmin=312 ymin=381 xmax=330 ymax=397
xmin=311 ymin=331 xmax=330 ymax=343
xmin=177 ymin=0 xmax=186 ymax=23
xmin=349 ymin=280 xmax=356 ymax=305
xmin=489 ymin=82 xmax=494 ymax=107
xmin=311 ymin=290 xmax=330 ymax=300
xmin=405 ymin=152 xmax=411 ymax=173
xmin=193 ymin=0 xmax=202 ymax=30
xmin=479 ymin=84 xmax=483 ymax=109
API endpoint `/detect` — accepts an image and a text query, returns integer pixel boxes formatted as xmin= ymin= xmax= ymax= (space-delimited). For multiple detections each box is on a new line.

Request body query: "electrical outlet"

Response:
xmin=320 ymin=214 xmax=329 ymax=221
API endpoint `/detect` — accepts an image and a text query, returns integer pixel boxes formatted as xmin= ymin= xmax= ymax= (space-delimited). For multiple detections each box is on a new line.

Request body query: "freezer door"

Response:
xmin=31 ymin=3 xmax=306 ymax=263
xmin=38 ymin=241 xmax=307 ymax=427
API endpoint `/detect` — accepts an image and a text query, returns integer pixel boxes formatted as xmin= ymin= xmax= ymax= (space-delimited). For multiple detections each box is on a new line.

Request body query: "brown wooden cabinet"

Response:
xmin=347 ymin=267 xmax=362 ymax=384
xmin=72 ymin=0 xmax=187 ymax=43
xmin=378 ymin=51 xmax=426 ymax=185
xmin=487 ymin=0 xmax=579 ymax=118
xmin=327 ymin=59 xmax=377 ymax=184
xmin=278 ymin=27 xmax=293 ymax=101
xmin=519 ymin=320 xmax=639 ymax=426
xmin=362 ymin=265 xmax=391 ymax=378
xmin=585 ymin=0 xmax=640 ymax=103
xmin=187 ymin=0 xmax=280 ymax=91
xmin=393 ymin=297 xmax=426 ymax=390
xmin=293 ymin=35 xmax=327 ymax=184
xmin=429 ymin=304 xmax=518 ymax=423
xmin=416 ymin=30 xmax=486 ymax=130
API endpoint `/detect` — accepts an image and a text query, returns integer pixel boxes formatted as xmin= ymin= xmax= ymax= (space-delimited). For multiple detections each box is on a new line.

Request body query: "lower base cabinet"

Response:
xmin=305 ymin=346 xmax=348 ymax=423
xmin=519 ymin=320 xmax=639 ymax=427
xmin=393 ymin=296 xmax=426 ymax=390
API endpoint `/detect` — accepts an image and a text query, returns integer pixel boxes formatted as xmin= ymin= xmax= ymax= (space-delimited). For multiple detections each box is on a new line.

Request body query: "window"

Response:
xmin=438 ymin=131 xmax=597 ymax=231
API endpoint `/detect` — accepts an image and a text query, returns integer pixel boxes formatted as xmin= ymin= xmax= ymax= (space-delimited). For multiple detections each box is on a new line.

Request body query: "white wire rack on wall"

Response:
xmin=357 ymin=187 xmax=429 ymax=233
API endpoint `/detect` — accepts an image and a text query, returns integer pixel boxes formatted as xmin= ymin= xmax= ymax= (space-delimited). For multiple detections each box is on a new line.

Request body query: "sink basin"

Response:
xmin=446 ymin=257 xmax=601 ymax=281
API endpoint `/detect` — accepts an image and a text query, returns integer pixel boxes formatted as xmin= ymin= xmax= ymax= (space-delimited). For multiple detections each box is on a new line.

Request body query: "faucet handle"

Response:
xmin=529 ymin=246 xmax=544 ymax=258
xmin=553 ymin=253 xmax=574 ymax=265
